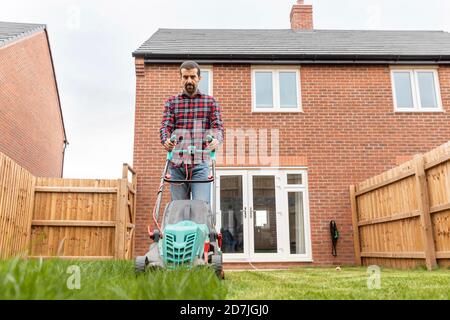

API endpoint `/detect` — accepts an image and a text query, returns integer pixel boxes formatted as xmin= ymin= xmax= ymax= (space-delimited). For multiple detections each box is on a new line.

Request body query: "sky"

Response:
xmin=2 ymin=0 xmax=450 ymax=178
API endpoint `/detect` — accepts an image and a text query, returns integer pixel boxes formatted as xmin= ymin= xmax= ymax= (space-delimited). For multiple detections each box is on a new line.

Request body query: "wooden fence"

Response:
xmin=350 ymin=140 xmax=450 ymax=270
xmin=0 ymin=152 xmax=136 ymax=260
xmin=0 ymin=153 xmax=35 ymax=259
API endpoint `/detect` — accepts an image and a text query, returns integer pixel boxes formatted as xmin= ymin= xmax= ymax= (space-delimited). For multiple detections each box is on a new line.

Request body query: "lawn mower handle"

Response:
xmin=166 ymin=134 xmax=216 ymax=162
xmin=164 ymin=134 xmax=216 ymax=183
xmin=153 ymin=134 xmax=218 ymax=225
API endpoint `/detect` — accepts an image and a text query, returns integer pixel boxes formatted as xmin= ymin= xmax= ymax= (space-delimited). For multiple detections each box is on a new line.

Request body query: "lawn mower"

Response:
xmin=135 ymin=134 xmax=224 ymax=279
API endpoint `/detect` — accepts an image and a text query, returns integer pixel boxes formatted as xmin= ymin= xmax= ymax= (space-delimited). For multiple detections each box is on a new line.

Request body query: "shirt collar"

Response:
xmin=181 ymin=89 xmax=202 ymax=98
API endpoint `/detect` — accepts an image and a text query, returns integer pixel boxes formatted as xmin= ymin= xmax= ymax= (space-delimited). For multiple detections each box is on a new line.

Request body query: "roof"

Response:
xmin=133 ymin=29 xmax=450 ymax=64
xmin=0 ymin=21 xmax=46 ymax=48
xmin=0 ymin=21 xmax=67 ymax=145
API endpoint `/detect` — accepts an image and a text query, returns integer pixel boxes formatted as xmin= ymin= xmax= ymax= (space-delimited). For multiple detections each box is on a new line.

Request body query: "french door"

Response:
xmin=215 ymin=169 xmax=311 ymax=262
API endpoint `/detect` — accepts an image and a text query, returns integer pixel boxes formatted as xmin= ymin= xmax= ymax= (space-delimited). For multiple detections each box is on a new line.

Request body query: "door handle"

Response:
xmin=240 ymin=207 xmax=247 ymax=218
xmin=249 ymin=207 xmax=254 ymax=219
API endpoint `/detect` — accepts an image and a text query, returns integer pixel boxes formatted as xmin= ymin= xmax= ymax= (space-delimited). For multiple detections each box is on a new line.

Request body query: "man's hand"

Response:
xmin=206 ymin=138 xmax=219 ymax=151
xmin=163 ymin=138 xmax=176 ymax=151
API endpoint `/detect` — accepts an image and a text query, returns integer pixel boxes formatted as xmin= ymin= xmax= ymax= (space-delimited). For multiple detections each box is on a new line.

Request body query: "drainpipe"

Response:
xmin=61 ymin=139 xmax=69 ymax=178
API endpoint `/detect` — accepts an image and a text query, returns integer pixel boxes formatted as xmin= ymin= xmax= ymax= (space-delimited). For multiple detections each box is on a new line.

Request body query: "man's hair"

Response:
xmin=180 ymin=60 xmax=201 ymax=77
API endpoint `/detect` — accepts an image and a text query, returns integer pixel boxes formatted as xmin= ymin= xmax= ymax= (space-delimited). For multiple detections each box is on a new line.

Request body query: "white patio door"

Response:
xmin=215 ymin=170 xmax=249 ymax=260
xmin=215 ymin=170 xmax=284 ymax=262
xmin=247 ymin=170 xmax=284 ymax=260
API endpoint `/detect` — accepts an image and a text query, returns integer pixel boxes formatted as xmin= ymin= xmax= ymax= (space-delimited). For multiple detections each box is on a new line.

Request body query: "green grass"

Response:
xmin=0 ymin=258 xmax=449 ymax=300
xmin=226 ymin=266 xmax=450 ymax=300
xmin=0 ymin=257 xmax=226 ymax=300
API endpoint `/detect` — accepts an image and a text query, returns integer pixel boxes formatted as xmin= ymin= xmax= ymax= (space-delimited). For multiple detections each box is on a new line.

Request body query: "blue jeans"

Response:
xmin=169 ymin=161 xmax=211 ymax=204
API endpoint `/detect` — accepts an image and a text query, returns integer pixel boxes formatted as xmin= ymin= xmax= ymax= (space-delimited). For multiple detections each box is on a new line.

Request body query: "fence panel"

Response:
xmin=351 ymin=140 xmax=450 ymax=270
xmin=0 ymin=153 xmax=35 ymax=259
xmin=29 ymin=178 xmax=119 ymax=259
xmin=0 ymin=152 xmax=136 ymax=260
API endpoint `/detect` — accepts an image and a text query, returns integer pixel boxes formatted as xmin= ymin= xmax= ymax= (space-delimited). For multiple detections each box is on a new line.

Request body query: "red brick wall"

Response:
xmin=0 ymin=31 xmax=65 ymax=177
xmin=133 ymin=61 xmax=450 ymax=266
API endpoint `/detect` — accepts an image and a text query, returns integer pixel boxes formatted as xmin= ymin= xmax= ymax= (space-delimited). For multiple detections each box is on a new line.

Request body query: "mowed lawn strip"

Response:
xmin=225 ymin=266 xmax=450 ymax=300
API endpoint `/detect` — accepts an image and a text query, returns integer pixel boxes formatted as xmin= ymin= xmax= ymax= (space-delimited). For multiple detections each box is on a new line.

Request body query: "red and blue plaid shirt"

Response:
xmin=160 ymin=90 xmax=224 ymax=168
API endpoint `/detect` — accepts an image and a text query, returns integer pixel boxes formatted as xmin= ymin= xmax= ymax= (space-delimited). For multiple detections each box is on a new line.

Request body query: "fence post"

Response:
xmin=122 ymin=163 xmax=129 ymax=180
xmin=120 ymin=163 xmax=137 ymax=259
xmin=25 ymin=177 xmax=36 ymax=257
xmin=115 ymin=178 xmax=128 ymax=259
xmin=414 ymin=155 xmax=437 ymax=270
xmin=350 ymin=185 xmax=362 ymax=266
xmin=131 ymin=172 xmax=137 ymax=258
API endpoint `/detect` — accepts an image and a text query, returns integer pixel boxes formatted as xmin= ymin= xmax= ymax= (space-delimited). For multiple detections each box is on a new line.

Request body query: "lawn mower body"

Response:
xmin=135 ymin=135 xmax=224 ymax=278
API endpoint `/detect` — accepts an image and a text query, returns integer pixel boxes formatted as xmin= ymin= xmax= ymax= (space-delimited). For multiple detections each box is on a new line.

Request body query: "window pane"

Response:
xmin=393 ymin=72 xmax=414 ymax=108
xmin=279 ymin=72 xmax=298 ymax=108
xmin=199 ymin=70 xmax=210 ymax=95
xmin=252 ymin=176 xmax=277 ymax=253
xmin=287 ymin=174 xmax=302 ymax=185
xmin=417 ymin=72 xmax=438 ymax=108
xmin=255 ymin=72 xmax=273 ymax=108
xmin=220 ymin=176 xmax=244 ymax=254
xmin=288 ymin=192 xmax=305 ymax=254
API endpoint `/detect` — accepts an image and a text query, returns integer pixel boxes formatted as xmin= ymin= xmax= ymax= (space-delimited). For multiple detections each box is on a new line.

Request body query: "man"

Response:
xmin=160 ymin=61 xmax=224 ymax=204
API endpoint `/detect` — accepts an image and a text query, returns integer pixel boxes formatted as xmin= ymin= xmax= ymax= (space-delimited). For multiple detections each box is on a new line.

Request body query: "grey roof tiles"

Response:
xmin=134 ymin=28 xmax=450 ymax=62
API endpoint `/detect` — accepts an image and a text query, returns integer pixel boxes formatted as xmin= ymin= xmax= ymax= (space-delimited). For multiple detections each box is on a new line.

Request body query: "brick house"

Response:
xmin=0 ymin=21 xmax=67 ymax=177
xmin=132 ymin=1 xmax=450 ymax=267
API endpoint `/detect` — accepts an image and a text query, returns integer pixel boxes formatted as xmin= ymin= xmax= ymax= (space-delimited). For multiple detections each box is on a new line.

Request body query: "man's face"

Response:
xmin=181 ymin=68 xmax=201 ymax=95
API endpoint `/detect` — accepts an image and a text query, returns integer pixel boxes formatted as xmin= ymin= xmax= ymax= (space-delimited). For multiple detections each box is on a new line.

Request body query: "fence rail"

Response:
xmin=350 ymin=140 xmax=450 ymax=270
xmin=0 ymin=153 xmax=136 ymax=260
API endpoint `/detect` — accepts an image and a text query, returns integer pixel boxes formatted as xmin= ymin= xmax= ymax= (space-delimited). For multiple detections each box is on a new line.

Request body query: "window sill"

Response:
xmin=252 ymin=109 xmax=303 ymax=113
xmin=394 ymin=109 xmax=445 ymax=113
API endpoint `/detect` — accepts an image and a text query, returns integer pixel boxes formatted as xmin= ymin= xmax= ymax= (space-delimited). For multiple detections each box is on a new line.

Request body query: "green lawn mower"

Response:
xmin=135 ymin=135 xmax=224 ymax=279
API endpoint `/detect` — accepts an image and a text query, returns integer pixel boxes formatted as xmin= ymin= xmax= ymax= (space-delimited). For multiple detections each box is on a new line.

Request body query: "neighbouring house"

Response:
xmin=132 ymin=0 xmax=450 ymax=268
xmin=0 ymin=21 xmax=67 ymax=177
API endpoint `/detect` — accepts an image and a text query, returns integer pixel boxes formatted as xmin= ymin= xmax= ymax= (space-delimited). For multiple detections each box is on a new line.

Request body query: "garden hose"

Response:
xmin=330 ymin=220 xmax=339 ymax=257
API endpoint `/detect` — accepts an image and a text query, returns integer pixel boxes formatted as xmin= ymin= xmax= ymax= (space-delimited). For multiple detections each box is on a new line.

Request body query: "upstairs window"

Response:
xmin=391 ymin=69 xmax=442 ymax=112
xmin=252 ymin=67 xmax=301 ymax=112
xmin=199 ymin=68 xmax=212 ymax=95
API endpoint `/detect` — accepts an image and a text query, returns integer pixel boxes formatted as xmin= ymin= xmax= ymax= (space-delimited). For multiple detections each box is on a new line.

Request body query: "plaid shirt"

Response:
xmin=160 ymin=90 xmax=224 ymax=168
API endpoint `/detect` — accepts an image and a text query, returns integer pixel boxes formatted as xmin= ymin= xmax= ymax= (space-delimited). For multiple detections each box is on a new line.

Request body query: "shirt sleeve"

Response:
xmin=210 ymin=98 xmax=224 ymax=144
xmin=160 ymin=99 xmax=175 ymax=144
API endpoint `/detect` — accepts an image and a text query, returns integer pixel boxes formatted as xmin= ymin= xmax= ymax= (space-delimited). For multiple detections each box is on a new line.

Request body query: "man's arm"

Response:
xmin=160 ymin=99 xmax=175 ymax=145
xmin=209 ymin=98 xmax=224 ymax=146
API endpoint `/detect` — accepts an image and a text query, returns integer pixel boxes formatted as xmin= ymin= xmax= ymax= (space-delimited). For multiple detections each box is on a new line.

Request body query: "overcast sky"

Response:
xmin=2 ymin=0 xmax=450 ymax=178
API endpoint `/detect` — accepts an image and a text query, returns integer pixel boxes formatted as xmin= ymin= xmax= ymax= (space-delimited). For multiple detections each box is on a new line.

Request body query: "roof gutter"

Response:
xmin=134 ymin=53 xmax=450 ymax=65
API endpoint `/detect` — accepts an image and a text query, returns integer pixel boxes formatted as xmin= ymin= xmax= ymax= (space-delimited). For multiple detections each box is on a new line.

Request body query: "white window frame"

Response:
xmin=251 ymin=66 xmax=302 ymax=112
xmin=199 ymin=66 xmax=213 ymax=95
xmin=215 ymin=167 xmax=312 ymax=262
xmin=281 ymin=170 xmax=311 ymax=260
xmin=391 ymin=67 xmax=443 ymax=112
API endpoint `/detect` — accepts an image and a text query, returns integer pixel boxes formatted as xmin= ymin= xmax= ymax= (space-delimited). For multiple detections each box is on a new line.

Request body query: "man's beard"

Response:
xmin=185 ymin=84 xmax=196 ymax=94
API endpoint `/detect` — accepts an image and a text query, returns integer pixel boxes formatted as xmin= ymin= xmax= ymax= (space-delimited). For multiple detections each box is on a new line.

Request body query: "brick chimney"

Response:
xmin=290 ymin=0 xmax=313 ymax=30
